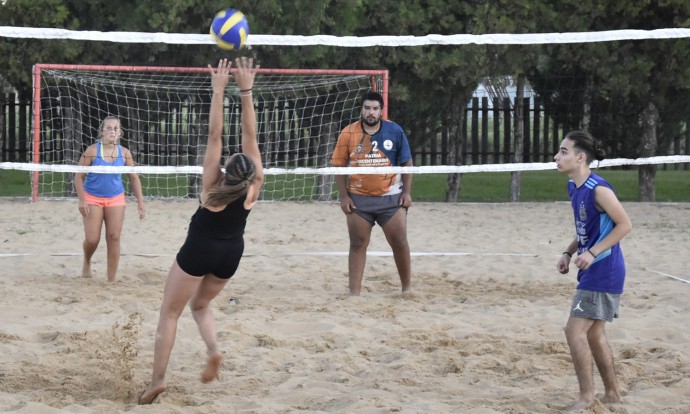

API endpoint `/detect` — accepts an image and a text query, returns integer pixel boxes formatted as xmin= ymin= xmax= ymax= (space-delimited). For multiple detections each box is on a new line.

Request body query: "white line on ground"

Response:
xmin=645 ymin=268 xmax=690 ymax=284
xmin=3 ymin=252 xmax=687 ymax=285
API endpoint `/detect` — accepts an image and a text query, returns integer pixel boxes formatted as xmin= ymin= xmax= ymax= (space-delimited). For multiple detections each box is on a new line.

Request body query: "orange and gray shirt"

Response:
xmin=331 ymin=120 xmax=412 ymax=196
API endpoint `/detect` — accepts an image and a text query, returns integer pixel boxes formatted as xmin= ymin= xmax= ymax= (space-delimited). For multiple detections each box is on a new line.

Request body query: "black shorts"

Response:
xmin=176 ymin=233 xmax=244 ymax=279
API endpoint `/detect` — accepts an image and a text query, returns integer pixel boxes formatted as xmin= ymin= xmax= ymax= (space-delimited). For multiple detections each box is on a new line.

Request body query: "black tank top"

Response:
xmin=187 ymin=194 xmax=250 ymax=239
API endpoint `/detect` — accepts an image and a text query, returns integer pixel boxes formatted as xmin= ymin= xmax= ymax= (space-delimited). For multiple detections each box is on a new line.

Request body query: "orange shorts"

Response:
xmin=84 ymin=192 xmax=126 ymax=208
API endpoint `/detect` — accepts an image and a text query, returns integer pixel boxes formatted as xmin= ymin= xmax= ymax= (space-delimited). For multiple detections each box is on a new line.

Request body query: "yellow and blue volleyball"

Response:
xmin=210 ymin=9 xmax=249 ymax=50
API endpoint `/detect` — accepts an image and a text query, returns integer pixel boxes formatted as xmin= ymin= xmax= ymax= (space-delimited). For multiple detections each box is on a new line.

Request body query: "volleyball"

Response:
xmin=210 ymin=8 xmax=249 ymax=50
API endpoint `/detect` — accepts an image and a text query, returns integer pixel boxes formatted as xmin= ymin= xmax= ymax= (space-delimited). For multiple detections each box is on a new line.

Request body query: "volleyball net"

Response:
xmin=1 ymin=27 xmax=689 ymax=201
xmin=25 ymin=64 xmax=387 ymax=201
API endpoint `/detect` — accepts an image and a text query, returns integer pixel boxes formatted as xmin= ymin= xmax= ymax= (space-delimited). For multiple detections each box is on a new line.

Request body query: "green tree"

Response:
xmin=528 ymin=0 xmax=690 ymax=201
xmin=351 ymin=0 xmax=489 ymax=201
xmin=3 ymin=0 xmax=689 ymax=203
xmin=467 ymin=0 xmax=553 ymax=202
xmin=0 ymin=0 xmax=367 ymax=96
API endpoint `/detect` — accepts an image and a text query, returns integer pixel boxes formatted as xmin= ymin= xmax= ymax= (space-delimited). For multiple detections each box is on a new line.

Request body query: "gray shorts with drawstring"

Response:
xmin=569 ymin=289 xmax=621 ymax=322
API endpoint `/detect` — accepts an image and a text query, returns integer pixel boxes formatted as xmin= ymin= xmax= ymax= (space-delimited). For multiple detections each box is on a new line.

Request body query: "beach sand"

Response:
xmin=0 ymin=199 xmax=688 ymax=413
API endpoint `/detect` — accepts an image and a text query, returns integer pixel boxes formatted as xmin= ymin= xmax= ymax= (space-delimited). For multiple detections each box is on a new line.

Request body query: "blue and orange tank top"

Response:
xmin=83 ymin=142 xmax=126 ymax=197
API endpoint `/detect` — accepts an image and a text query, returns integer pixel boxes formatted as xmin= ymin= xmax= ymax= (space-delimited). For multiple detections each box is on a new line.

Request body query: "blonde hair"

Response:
xmin=203 ymin=153 xmax=257 ymax=208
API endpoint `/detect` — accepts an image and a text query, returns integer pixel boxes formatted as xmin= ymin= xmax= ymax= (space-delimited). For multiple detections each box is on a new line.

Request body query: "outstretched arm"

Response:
xmin=232 ymin=57 xmax=263 ymax=208
xmin=202 ymin=58 xmax=233 ymax=194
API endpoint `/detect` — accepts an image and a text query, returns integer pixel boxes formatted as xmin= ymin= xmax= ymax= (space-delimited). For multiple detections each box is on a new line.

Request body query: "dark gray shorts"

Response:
xmin=570 ymin=289 xmax=621 ymax=322
xmin=349 ymin=193 xmax=405 ymax=227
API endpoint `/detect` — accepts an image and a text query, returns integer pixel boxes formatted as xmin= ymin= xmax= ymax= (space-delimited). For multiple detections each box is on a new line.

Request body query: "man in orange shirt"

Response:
xmin=331 ymin=91 xmax=413 ymax=296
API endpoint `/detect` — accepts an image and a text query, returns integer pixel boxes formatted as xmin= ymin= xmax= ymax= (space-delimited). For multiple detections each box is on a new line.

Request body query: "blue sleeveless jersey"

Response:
xmin=83 ymin=143 xmax=126 ymax=197
xmin=567 ymin=173 xmax=626 ymax=293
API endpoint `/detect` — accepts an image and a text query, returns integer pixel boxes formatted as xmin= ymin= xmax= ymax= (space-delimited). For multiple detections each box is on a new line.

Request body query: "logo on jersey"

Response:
xmin=383 ymin=139 xmax=393 ymax=150
xmin=579 ymin=201 xmax=587 ymax=221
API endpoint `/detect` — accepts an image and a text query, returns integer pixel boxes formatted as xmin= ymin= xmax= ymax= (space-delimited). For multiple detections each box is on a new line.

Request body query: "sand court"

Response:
xmin=0 ymin=199 xmax=689 ymax=413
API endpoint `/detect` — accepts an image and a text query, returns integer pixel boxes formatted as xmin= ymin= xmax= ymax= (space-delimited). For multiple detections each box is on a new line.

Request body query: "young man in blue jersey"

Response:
xmin=554 ymin=130 xmax=632 ymax=411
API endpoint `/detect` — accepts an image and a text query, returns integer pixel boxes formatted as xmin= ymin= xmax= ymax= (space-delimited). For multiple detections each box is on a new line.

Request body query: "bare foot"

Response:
xmin=601 ymin=393 xmax=624 ymax=406
xmin=400 ymin=290 xmax=417 ymax=298
xmin=82 ymin=261 xmax=92 ymax=278
xmin=139 ymin=383 xmax=166 ymax=405
xmin=337 ymin=293 xmax=365 ymax=300
xmin=566 ymin=397 xmax=594 ymax=412
xmin=201 ymin=352 xmax=222 ymax=383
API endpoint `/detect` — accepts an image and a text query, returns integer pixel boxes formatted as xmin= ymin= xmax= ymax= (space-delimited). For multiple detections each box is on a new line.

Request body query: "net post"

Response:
xmin=379 ymin=70 xmax=389 ymax=120
xmin=31 ymin=64 xmax=43 ymax=203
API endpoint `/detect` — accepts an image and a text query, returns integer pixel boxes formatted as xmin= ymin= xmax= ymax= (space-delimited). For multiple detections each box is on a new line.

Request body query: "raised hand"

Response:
xmin=233 ymin=57 xmax=259 ymax=92
xmin=208 ymin=58 xmax=232 ymax=93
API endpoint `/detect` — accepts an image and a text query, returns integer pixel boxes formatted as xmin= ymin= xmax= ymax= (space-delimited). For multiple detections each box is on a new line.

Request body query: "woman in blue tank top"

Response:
xmin=140 ymin=57 xmax=263 ymax=405
xmin=74 ymin=116 xmax=145 ymax=282
xmin=554 ymin=130 xmax=632 ymax=411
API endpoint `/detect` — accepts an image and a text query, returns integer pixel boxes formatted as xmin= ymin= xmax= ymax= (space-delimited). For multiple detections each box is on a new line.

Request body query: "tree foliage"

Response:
xmin=526 ymin=0 xmax=690 ymax=156
xmin=2 ymin=0 xmax=689 ymax=200
xmin=0 ymin=0 xmax=369 ymax=97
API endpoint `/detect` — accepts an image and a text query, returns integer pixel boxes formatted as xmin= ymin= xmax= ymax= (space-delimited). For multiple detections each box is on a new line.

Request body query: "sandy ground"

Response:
xmin=0 ymin=199 xmax=689 ymax=413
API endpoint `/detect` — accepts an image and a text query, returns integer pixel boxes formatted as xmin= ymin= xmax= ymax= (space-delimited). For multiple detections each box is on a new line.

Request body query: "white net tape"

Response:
xmin=2 ymin=26 xmax=690 ymax=46
xmin=3 ymin=155 xmax=690 ymax=175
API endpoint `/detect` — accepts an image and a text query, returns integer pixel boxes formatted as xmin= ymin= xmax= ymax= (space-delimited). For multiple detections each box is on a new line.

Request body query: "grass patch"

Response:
xmin=0 ymin=169 xmax=31 ymax=196
xmin=1 ymin=166 xmax=688 ymax=202
xmin=412 ymin=169 xmax=690 ymax=202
